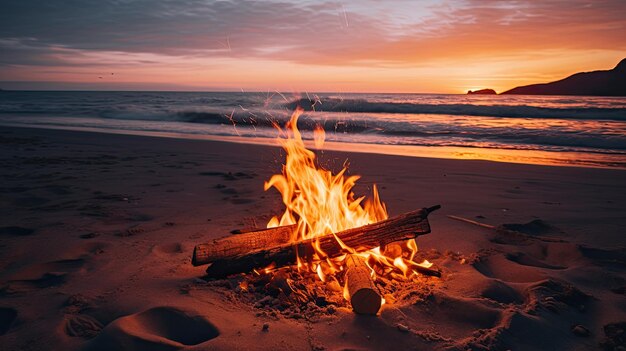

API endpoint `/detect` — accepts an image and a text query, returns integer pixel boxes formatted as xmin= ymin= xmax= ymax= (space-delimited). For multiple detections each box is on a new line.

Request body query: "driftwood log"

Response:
xmin=344 ymin=254 xmax=382 ymax=315
xmin=192 ymin=225 xmax=296 ymax=266
xmin=200 ymin=205 xmax=441 ymax=278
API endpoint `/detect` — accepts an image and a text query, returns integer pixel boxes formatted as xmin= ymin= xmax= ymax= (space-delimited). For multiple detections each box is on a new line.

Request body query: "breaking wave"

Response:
xmin=1 ymin=91 xmax=625 ymax=164
xmin=285 ymin=98 xmax=626 ymax=121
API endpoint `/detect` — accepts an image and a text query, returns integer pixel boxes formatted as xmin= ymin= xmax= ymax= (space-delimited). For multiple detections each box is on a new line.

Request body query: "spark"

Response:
xmin=224 ymin=109 xmax=240 ymax=136
xmin=275 ymin=91 xmax=290 ymax=103
xmin=263 ymin=90 xmax=276 ymax=107
xmin=312 ymin=94 xmax=323 ymax=111
xmin=247 ymin=114 xmax=258 ymax=132
xmin=305 ymin=92 xmax=323 ymax=111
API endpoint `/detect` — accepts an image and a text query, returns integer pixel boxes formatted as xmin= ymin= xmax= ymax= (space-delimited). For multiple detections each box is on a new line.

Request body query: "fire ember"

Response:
xmin=192 ymin=107 xmax=441 ymax=315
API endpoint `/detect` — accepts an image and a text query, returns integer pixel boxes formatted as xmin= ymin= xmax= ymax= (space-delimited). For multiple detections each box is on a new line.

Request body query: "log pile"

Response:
xmin=191 ymin=205 xmax=441 ymax=314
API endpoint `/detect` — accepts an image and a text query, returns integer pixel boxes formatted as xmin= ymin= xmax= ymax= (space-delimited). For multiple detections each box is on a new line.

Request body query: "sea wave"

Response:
xmin=286 ymin=98 xmax=626 ymax=120
xmin=1 ymin=91 xmax=625 ymax=163
xmin=112 ymin=110 xmax=624 ymax=152
xmin=33 ymin=109 xmax=626 ymax=152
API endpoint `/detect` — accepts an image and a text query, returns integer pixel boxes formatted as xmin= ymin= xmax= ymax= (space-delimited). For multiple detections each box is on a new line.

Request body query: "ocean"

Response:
xmin=1 ymin=91 xmax=625 ymax=169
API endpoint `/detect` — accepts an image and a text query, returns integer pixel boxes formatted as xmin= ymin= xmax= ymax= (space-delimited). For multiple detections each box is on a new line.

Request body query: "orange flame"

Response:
xmin=313 ymin=124 xmax=325 ymax=149
xmin=264 ymin=106 xmax=387 ymax=240
xmin=265 ymin=107 xmax=432 ymax=304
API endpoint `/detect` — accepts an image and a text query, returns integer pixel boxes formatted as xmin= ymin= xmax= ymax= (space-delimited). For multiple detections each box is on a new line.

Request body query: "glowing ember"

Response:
xmin=264 ymin=107 xmax=433 ymax=306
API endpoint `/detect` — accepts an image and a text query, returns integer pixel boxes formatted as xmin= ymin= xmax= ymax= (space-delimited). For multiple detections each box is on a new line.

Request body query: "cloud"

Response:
xmin=0 ymin=0 xmax=624 ymax=92
xmin=287 ymin=0 xmax=626 ymax=66
xmin=0 ymin=0 xmax=384 ymax=64
xmin=1 ymin=0 xmax=624 ymax=68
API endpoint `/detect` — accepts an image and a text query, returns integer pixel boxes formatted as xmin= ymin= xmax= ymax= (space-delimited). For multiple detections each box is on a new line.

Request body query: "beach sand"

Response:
xmin=0 ymin=126 xmax=624 ymax=350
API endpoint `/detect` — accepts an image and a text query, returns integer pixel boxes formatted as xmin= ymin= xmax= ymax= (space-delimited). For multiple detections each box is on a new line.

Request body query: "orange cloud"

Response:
xmin=0 ymin=0 xmax=624 ymax=92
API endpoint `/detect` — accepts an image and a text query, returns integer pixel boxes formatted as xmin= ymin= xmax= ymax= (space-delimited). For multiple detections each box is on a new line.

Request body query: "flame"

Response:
xmin=393 ymin=257 xmax=409 ymax=276
xmin=316 ymin=263 xmax=326 ymax=282
xmin=265 ymin=107 xmax=433 ymax=305
xmin=264 ymin=106 xmax=387 ymax=240
xmin=313 ymin=125 xmax=325 ymax=149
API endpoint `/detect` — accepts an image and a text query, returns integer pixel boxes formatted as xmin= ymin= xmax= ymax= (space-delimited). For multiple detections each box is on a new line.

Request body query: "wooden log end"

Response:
xmin=426 ymin=204 xmax=442 ymax=214
xmin=351 ymin=288 xmax=382 ymax=315
xmin=191 ymin=244 xmax=205 ymax=266
xmin=345 ymin=254 xmax=382 ymax=315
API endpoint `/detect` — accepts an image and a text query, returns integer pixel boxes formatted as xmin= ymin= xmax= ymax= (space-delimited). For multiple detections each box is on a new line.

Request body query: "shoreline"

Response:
xmin=1 ymin=122 xmax=624 ymax=170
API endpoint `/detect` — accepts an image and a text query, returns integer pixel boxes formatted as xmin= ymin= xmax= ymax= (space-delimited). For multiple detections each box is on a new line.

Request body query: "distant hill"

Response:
xmin=501 ymin=58 xmax=626 ymax=96
xmin=467 ymin=89 xmax=496 ymax=95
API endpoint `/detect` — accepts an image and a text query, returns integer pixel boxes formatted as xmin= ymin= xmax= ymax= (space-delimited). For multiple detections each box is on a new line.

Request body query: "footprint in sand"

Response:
xmin=455 ymin=279 xmax=594 ymax=350
xmin=505 ymin=252 xmax=567 ymax=270
xmin=578 ymin=246 xmax=626 ymax=267
xmin=500 ymin=219 xmax=562 ymax=236
xmin=402 ymin=291 xmax=502 ymax=342
xmin=1 ymin=258 xmax=87 ymax=295
xmin=475 ymin=219 xmax=578 ymax=285
xmin=489 ymin=219 xmax=564 ymax=246
xmin=151 ymin=243 xmax=184 ymax=257
xmin=477 ymin=279 xmax=524 ymax=304
xmin=83 ymin=306 xmax=219 ymax=351
xmin=0 ymin=307 xmax=17 ymax=335
xmin=65 ymin=314 xmax=104 ymax=339
xmin=1 ymin=272 xmax=68 ymax=295
xmin=524 ymin=279 xmax=590 ymax=314
xmin=472 ymin=253 xmax=546 ymax=283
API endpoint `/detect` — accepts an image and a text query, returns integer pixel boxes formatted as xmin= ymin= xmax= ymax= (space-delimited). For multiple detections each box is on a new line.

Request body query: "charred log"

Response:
xmin=201 ymin=205 xmax=441 ymax=278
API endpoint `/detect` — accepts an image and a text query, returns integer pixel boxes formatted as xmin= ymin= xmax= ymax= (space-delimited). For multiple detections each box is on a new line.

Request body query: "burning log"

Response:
xmin=406 ymin=262 xmax=442 ymax=277
xmin=344 ymin=254 xmax=381 ymax=315
xmin=192 ymin=225 xmax=295 ymax=266
xmin=199 ymin=205 xmax=441 ymax=278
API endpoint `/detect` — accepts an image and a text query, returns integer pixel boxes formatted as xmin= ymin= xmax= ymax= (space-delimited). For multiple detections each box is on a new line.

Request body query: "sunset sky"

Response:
xmin=1 ymin=0 xmax=625 ymax=93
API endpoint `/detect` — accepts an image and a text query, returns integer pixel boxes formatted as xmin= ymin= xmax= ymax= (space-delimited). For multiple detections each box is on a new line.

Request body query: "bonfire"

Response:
xmin=192 ymin=107 xmax=441 ymax=315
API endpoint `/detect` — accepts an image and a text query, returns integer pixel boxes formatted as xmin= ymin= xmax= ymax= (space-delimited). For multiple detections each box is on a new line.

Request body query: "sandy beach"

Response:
xmin=1 ymin=125 xmax=625 ymax=351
